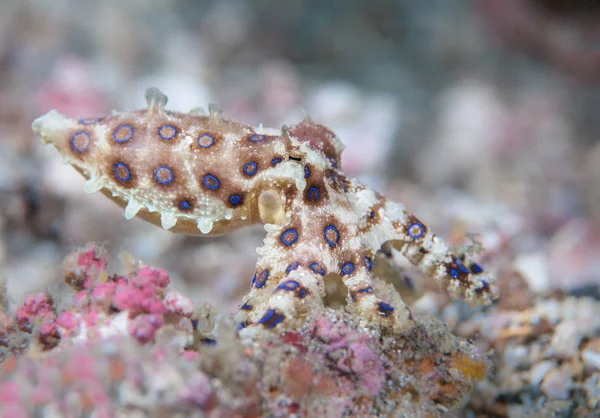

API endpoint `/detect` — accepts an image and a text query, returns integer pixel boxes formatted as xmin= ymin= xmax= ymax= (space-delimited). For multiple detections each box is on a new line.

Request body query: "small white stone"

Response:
xmin=551 ymin=320 xmax=583 ymax=358
xmin=529 ymin=360 xmax=556 ymax=386
xmin=541 ymin=369 xmax=573 ymax=400
xmin=582 ymin=349 xmax=600 ymax=369
xmin=513 ymin=253 xmax=549 ymax=293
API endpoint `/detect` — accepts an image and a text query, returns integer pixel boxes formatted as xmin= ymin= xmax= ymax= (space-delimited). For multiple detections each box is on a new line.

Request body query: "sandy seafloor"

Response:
xmin=1 ymin=1 xmax=600 ymax=416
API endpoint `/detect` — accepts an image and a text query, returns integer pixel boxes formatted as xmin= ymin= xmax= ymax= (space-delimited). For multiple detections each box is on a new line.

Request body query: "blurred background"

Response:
xmin=0 ymin=0 xmax=599 ymax=314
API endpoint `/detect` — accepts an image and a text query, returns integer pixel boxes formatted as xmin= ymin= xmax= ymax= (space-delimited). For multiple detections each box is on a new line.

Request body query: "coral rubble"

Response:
xmin=458 ymin=272 xmax=600 ymax=417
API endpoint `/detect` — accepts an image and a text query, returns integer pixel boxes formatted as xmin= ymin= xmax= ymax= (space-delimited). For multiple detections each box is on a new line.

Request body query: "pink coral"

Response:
xmin=6 ymin=245 xmax=200 ymax=350
xmin=311 ymin=316 xmax=384 ymax=396
xmin=14 ymin=293 xmax=55 ymax=330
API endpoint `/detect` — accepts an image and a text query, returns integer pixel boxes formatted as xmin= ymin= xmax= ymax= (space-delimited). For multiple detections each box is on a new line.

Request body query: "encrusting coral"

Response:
xmin=31 ymin=87 xmax=498 ymax=336
xmin=0 ymin=245 xmax=491 ymax=417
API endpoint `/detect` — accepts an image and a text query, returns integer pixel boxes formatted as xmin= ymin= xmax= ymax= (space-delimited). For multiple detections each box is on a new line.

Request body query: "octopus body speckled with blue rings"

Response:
xmin=32 ymin=88 xmax=498 ymax=335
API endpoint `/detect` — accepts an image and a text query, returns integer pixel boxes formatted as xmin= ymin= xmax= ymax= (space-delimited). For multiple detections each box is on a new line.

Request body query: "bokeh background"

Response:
xmin=1 ymin=0 xmax=599 ymax=316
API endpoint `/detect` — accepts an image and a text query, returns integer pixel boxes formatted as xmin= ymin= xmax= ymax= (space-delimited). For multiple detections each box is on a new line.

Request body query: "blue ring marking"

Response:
xmin=258 ymin=309 xmax=274 ymax=322
xmin=249 ymin=134 xmax=265 ymax=143
xmin=229 ymin=194 xmax=242 ymax=205
xmin=255 ymin=270 xmax=269 ymax=288
xmin=310 ymin=262 xmax=325 ymax=276
xmin=200 ymin=338 xmax=217 ymax=345
xmin=197 ymin=133 xmax=215 ymax=148
xmin=358 ymin=287 xmax=373 ymax=294
xmin=369 ymin=210 xmax=375 ymax=219
xmin=307 ymin=186 xmax=320 ymax=201
xmin=364 ymin=256 xmax=373 ymax=271
xmin=475 ymin=280 xmax=490 ymax=293
xmin=341 ymin=262 xmax=354 ymax=275
xmin=285 ymin=262 xmax=299 ymax=273
xmin=324 ymin=225 xmax=340 ymax=247
xmin=471 ymin=263 xmax=484 ymax=274
xmin=153 ymin=165 xmax=174 ymax=185
xmin=79 ymin=117 xmax=100 ymax=125
xmin=158 ymin=124 xmax=177 ymax=140
xmin=250 ymin=274 xmax=256 ymax=287
xmin=449 ymin=269 xmax=459 ymax=279
xmin=379 ymin=302 xmax=394 ymax=312
xmin=329 ymin=156 xmax=337 ymax=167
xmin=407 ymin=222 xmax=425 ymax=239
xmin=69 ymin=131 xmax=90 ymax=153
xmin=280 ymin=229 xmax=298 ymax=246
xmin=203 ymin=174 xmax=219 ymax=190
xmin=240 ymin=302 xmax=253 ymax=311
xmin=298 ymin=289 xmax=307 ymax=298
xmin=243 ymin=162 xmax=258 ymax=176
xmin=455 ymin=258 xmax=469 ymax=274
xmin=179 ymin=200 xmax=191 ymax=210
xmin=113 ymin=162 xmax=131 ymax=182
xmin=278 ymin=280 xmax=299 ymax=291
xmin=258 ymin=309 xmax=284 ymax=328
xmin=271 ymin=157 xmax=282 ymax=166
xmin=304 ymin=166 xmax=310 ymax=178
xmin=112 ymin=124 xmax=133 ymax=143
